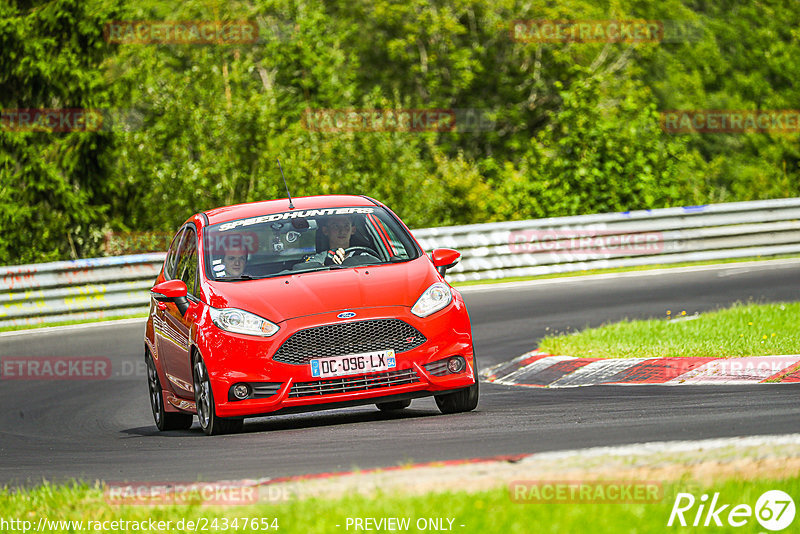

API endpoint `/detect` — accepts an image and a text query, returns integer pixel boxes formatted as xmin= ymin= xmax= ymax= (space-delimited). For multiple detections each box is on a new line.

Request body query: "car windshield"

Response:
xmin=203 ymin=206 xmax=421 ymax=281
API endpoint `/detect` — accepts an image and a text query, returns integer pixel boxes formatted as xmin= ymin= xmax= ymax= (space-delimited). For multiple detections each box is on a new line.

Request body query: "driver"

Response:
xmin=310 ymin=215 xmax=358 ymax=265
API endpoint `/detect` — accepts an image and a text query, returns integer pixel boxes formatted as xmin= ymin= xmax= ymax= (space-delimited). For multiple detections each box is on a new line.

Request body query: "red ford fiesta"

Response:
xmin=144 ymin=195 xmax=478 ymax=435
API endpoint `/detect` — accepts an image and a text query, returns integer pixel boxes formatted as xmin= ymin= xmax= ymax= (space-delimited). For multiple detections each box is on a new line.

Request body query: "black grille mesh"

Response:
xmin=423 ymin=359 xmax=450 ymax=377
xmin=252 ymin=382 xmax=282 ymax=398
xmin=273 ymin=319 xmax=426 ymax=365
xmin=289 ymin=368 xmax=419 ymax=397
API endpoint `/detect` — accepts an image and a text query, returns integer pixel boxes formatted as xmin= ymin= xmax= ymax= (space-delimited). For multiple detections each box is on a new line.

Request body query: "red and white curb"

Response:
xmin=481 ymin=351 xmax=800 ymax=387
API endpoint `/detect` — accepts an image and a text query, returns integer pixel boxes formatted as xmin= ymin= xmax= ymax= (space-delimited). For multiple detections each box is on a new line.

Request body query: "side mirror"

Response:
xmin=151 ymin=280 xmax=190 ymax=316
xmin=431 ymin=248 xmax=461 ymax=277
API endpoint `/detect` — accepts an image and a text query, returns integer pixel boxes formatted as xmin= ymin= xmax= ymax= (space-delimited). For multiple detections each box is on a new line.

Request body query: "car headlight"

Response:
xmin=209 ymin=307 xmax=279 ymax=337
xmin=411 ymin=282 xmax=453 ymax=317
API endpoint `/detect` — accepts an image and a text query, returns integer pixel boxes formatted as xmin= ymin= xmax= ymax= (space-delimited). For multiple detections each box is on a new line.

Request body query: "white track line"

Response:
xmin=519 ymin=434 xmax=800 ymax=463
xmin=0 ymin=317 xmax=146 ymax=338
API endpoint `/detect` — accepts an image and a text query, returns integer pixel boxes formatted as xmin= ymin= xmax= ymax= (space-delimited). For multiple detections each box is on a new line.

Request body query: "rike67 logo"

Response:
xmin=668 ymin=490 xmax=795 ymax=531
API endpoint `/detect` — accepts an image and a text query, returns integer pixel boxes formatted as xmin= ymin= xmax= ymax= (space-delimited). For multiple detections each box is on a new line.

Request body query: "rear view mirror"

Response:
xmin=291 ymin=218 xmax=310 ymax=230
xmin=151 ymin=280 xmax=190 ymax=315
xmin=431 ymin=248 xmax=461 ymax=277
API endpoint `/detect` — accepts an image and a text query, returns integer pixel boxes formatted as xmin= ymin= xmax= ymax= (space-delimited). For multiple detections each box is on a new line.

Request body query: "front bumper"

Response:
xmin=201 ymin=301 xmax=474 ymax=418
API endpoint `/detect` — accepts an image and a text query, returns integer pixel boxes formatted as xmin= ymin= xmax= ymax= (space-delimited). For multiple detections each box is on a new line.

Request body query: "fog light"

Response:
xmin=232 ymin=383 xmax=251 ymax=400
xmin=447 ymin=356 xmax=466 ymax=374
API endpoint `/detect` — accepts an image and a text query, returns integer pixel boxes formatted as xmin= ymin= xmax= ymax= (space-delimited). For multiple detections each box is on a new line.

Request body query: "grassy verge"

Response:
xmin=0 ymin=313 xmax=147 ymax=334
xmin=539 ymin=301 xmax=800 ymax=359
xmin=452 ymin=253 xmax=800 ymax=287
xmin=2 ymin=476 xmax=798 ymax=533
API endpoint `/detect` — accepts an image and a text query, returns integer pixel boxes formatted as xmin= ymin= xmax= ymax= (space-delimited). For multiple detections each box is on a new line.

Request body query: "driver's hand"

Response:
xmin=332 ymin=248 xmax=345 ymax=265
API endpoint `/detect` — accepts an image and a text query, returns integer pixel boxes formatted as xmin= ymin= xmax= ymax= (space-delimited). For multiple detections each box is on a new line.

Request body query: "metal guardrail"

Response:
xmin=0 ymin=254 xmax=165 ymax=328
xmin=3 ymin=198 xmax=800 ymax=328
xmin=414 ymin=197 xmax=800 ymax=282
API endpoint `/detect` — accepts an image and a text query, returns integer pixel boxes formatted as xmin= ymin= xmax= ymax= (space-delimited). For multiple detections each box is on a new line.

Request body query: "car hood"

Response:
xmin=203 ymin=257 xmax=438 ymax=322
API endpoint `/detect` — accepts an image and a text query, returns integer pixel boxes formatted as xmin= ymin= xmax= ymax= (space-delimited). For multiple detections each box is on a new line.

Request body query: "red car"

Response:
xmin=145 ymin=195 xmax=478 ymax=435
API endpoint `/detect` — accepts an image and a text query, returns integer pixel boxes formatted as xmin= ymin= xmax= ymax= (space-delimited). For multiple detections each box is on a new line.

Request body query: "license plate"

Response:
xmin=310 ymin=349 xmax=396 ymax=378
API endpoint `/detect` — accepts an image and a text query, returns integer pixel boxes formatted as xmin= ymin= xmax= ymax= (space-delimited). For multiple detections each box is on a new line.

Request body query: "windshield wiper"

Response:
xmin=285 ymin=265 xmax=334 ymax=274
xmin=219 ymin=274 xmax=254 ymax=281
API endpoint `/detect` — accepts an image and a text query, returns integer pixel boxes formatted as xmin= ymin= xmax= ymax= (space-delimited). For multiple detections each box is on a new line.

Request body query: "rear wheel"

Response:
xmin=146 ymin=350 xmax=193 ymax=431
xmin=376 ymin=399 xmax=412 ymax=411
xmin=434 ymin=356 xmax=479 ymax=414
xmin=192 ymin=354 xmax=243 ymax=436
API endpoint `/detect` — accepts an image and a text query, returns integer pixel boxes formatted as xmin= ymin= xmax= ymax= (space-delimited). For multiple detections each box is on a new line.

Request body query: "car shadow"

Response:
xmin=120 ymin=407 xmax=441 ymax=437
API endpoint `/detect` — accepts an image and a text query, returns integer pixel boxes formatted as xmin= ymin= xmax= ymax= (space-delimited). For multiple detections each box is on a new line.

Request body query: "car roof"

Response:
xmin=202 ymin=195 xmax=379 ymax=225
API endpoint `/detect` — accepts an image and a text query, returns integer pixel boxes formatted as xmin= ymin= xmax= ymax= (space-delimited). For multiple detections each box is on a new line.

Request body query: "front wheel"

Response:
xmin=192 ymin=354 xmax=243 ymax=436
xmin=434 ymin=356 xmax=479 ymax=414
xmin=146 ymin=350 xmax=193 ymax=431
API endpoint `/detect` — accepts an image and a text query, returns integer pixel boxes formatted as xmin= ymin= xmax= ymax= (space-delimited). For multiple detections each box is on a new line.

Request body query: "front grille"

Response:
xmin=289 ymin=368 xmax=419 ymax=398
xmin=273 ymin=319 xmax=427 ymax=365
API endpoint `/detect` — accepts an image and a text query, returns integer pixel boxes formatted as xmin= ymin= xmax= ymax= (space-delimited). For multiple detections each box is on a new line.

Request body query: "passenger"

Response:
xmin=222 ymin=247 xmax=248 ymax=277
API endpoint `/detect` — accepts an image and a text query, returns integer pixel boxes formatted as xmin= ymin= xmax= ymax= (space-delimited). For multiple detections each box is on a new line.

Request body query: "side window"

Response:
xmin=164 ymin=228 xmax=185 ymax=280
xmin=380 ymin=222 xmax=410 ymax=258
xmin=365 ymin=213 xmax=412 ymax=259
xmin=175 ymin=227 xmax=199 ymax=297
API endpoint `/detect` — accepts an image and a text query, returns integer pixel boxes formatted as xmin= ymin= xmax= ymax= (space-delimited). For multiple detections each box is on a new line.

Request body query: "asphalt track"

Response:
xmin=2 ymin=260 xmax=800 ymax=486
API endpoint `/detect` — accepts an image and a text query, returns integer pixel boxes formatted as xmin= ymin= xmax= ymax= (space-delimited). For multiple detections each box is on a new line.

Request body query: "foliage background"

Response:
xmin=2 ymin=0 xmax=799 ymax=264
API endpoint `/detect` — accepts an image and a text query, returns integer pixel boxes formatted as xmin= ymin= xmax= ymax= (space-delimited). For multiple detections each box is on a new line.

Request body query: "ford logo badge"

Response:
xmin=337 ymin=312 xmax=356 ymax=319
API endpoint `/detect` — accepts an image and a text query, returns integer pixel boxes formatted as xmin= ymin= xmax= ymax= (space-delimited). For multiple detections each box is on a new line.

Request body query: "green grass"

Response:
xmin=451 ymin=253 xmax=800 ymax=287
xmin=539 ymin=301 xmax=800 ymax=359
xmin=1 ymin=476 xmax=798 ymax=533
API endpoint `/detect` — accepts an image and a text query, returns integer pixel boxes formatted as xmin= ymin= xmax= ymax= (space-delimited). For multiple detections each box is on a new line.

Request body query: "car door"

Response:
xmin=153 ymin=226 xmax=184 ymax=375
xmin=160 ymin=225 xmax=199 ymax=398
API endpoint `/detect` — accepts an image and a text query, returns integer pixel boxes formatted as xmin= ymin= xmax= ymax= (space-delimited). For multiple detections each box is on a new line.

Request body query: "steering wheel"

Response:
xmin=342 ymin=246 xmax=380 ymax=259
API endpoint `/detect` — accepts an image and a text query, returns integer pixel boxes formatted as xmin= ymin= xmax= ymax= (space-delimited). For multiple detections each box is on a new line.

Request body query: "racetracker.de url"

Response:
xmin=0 ymin=516 xmax=279 ymax=532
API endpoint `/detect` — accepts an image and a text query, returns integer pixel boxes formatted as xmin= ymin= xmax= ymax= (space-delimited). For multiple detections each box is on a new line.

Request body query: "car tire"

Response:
xmin=434 ymin=356 xmax=479 ymax=415
xmin=146 ymin=350 xmax=193 ymax=431
xmin=192 ymin=354 xmax=243 ymax=436
xmin=376 ymin=399 xmax=412 ymax=411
